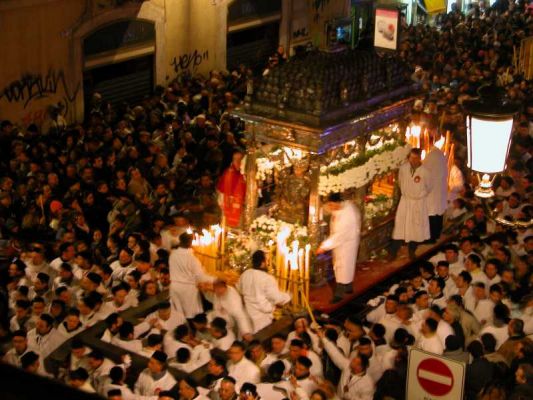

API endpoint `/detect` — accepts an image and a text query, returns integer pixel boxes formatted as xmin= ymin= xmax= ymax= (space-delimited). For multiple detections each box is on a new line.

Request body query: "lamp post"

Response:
xmin=462 ymin=86 xmax=519 ymax=198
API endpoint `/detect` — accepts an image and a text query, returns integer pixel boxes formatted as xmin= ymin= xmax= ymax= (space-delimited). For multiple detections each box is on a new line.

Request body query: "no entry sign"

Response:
xmin=417 ymin=358 xmax=454 ymax=396
xmin=407 ymin=348 xmax=466 ymax=400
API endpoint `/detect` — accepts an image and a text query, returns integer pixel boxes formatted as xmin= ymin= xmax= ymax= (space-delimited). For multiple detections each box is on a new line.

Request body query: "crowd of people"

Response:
xmin=1 ymin=0 xmax=533 ymax=399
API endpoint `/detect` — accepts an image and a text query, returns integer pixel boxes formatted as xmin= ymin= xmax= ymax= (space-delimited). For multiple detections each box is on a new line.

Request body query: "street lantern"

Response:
xmin=463 ymin=86 xmax=519 ymax=198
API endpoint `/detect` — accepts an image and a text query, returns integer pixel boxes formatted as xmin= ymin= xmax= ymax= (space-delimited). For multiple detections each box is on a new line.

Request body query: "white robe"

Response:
xmin=135 ymin=307 xmax=186 ymax=337
xmin=111 ymin=337 xmax=144 ymax=356
xmin=436 ymin=320 xmax=454 ymax=347
xmin=205 ymin=286 xmax=253 ymax=337
xmin=90 ymin=358 xmax=116 ymax=394
xmin=461 ymin=286 xmax=477 ymax=313
xmin=480 ymin=325 xmax=509 ymax=350
xmin=134 ymin=369 xmax=177 ymax=396
xmin=474 ymin=299 xmax=495 ymax=326
xmin=162 ymin=333 xmax=192 ymax=359
xmin=448 ymin=164 xmax=464 ymax=202
xmin=54 ymin=322 xmax=84 ymax=348
xmin=103 ymin=383 xmax=158 ymax=400
xmin=393 ymin=162 xmax=432 ymax=243
xmin=212 ymin=331 xmax=236 ymax=351
xmin=320 ymin=201 xmax=361 ymax=284
xmin=169 ymin=344 xmax=210 ymax=373
xmin=417 ymin=334 xmax=444 ymax=355
xmin=26 ymin=327 xmax=61 ymax=359
xmin=424 ymin=147 xmax=448 ymax=216
xmin=169 ymin=247 xmax=214 ymax=318
xmin=237 ymin=269 xmax=291 ymax=333
xmin=293 ymin=376 xmax=318 ymax=396
xmin=2 ymin=348 xmax=27 ymax=367
xmin=227 ymin=356 xmax=261 ymax=387
xmin=259 ymin=353 xmax=291 ymax=374
xmin=378 ymin=313 xmax=404 ymax=344
xmin=256 ymin=382 xmax=291 ymax=400
xmin=69 ymin=347 xmax=91 ymax=371
xmin=443 ymin=277 xmax=459 ymax=298
xmin=337 ymin=370 xmax=375 ymax=400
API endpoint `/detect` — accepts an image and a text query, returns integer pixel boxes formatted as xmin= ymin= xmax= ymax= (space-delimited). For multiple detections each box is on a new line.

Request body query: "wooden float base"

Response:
xmin=309 ymin=236 xmax=452 ymax=314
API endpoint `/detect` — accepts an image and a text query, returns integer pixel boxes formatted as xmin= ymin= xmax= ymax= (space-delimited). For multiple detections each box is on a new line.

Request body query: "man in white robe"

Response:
xmin=26 ymin=313 xmax=60 ymax=360
xmin=328 ymin=350 xmax=375 ymax=400
xmin=87 ymin=350 xmax=116 ymax=394
xmin=424 ymin=143 xmax=448 ymax=242
xmin=169 ymin=232 xmax=214 ymax=319
xmin=237 ymin=251 xmax=291 ymax=333
xmin=169 ymin=346 xmax=211 ymax=374
xmin=391 ymin=148 xmax=432 ymax=259
xmin=135 ymin=300 xmax=186 ymax=337
xmin=227 ymin=341 xmax=261 ymax=387
xmin=317 ymin=192 xmax=362 ymax=302
xmin=54 ymin=308 xmax=85 ymax=347
xmin=416 ymin=318 xmax=444 ymax=354
xmin=2 ymin=330 xmax=31 ymax=367
xmin=204 ymin=280 xmax=253 ymax=341
xmin=111 ymin=321 xmax=144 ymax=356
xmin=134 ymin=351 xmax=177 ymax=396
xmin=290 ymin=356 xmax=318 ymax=396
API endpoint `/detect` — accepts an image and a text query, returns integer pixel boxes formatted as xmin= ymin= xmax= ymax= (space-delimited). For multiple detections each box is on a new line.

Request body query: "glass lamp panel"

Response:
xmin=469 ymin=116 xmax=513 ymax=173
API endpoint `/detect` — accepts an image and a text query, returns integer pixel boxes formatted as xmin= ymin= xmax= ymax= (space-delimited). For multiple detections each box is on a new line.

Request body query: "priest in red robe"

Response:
xmin=217 ymin=149 xmax=246 ymax=228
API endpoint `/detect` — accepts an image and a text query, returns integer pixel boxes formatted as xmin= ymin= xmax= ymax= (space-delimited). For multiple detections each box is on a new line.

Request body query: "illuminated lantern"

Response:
xmin=463 ymin=86 xmax=519 ymax=198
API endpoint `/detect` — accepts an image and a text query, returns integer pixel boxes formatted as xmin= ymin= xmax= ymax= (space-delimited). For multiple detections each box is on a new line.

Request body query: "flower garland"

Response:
xmin=322 ymin=141 xmax=401 ymax=176
xmin=319 ymin=144 xmax=411 ymax=195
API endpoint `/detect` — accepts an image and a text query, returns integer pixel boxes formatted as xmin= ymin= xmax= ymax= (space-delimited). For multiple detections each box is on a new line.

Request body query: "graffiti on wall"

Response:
xmin=292 ymin=27 xmax=309 ymax=39
xmin=0 ymin=69 xmax=80 ymax=110
xmin=170 ymin=49 xmax=209 ymax=74
xmin=0 ymin=69 xmax=80 ymax=126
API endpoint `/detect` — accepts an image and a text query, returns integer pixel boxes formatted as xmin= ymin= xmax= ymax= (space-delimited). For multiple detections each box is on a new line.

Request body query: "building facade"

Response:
xmin=0 ymin=0 xmax=355 ymax=125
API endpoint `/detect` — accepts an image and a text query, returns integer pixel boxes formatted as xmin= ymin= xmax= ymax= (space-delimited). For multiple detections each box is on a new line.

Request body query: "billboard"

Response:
xmin=374 ymin=7 xmax=400 ymax=51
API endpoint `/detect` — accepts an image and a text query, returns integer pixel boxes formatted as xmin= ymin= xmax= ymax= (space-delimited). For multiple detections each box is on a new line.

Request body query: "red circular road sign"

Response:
xmin=417 ymin=358 xmax=454 ymax=396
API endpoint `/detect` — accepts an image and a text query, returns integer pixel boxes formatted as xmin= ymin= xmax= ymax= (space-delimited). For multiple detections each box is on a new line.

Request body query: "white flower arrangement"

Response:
xmin=250 ymin=215 xmax=309 ymax=245
xmin=225 ymin=232 xmax=259 ymax=272
xmin=364 ymin=194 xmax=394 ymax=220
xmin=226 ymin=215 xmax=309 ymax=271
xmin=319 ymin=144 xmax=411 ymax=195
xmin=256 ymin=157 xmax=281 ymax=181
xmin=255 ymin=147 xmax=308 ymax=181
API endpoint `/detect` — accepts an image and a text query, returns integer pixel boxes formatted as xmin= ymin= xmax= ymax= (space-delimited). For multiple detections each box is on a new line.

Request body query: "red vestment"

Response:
xmin=217 ymin=165 xmax=246 ymax=227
